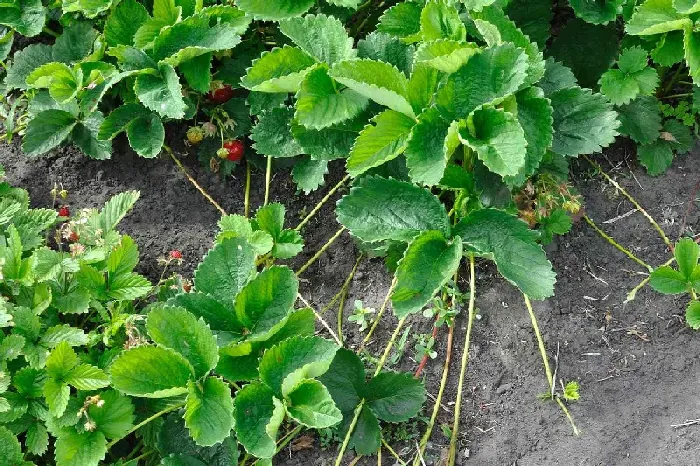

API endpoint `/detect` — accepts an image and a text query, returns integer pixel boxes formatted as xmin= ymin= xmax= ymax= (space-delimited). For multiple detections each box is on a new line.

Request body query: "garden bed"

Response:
xmin=3 ymin=137 xmax=699 ymax=465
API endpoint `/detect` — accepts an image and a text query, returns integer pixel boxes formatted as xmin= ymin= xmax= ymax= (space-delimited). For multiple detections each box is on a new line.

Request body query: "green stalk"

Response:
xmin=264 ymin=156 xmax=272 ymax=206
xmin=382 ymin=439 xmax=407 ymax=466
xmin=335 ymin=255 xmax=363 ymax=345
xmin=296 ymin=227 xmax=346 ymax=277
xmin=244 ymin=160 xmax=251 ymax=218
xmin=295 ymin=174 xmax=350 ymax=232
xmin=583 ymin=215 xmax=652 ymax=271
xmin=321 ymin=254 xmax=365 ymax=314
xmin=523 ymin=295 xmax=579 ymax=436
xmin=361 ymin=277 xmax=398 ymax=348
xmin=626 ymin=257 xmax=675 ymax=302
xmin=166 ymin=144 xmax=227 ymax=215
xmin=106 ymin=402 xmax=185 ymax=450
xmin=448 ymin=254 xmax=476 ymax=466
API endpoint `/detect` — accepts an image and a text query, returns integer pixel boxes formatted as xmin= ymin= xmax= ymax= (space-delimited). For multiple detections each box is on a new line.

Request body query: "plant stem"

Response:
xmin=373 ymin=316 xmax=408 ymax=377
xmin=361 ymin=277 xmax=398 ymax=348
xmin=106 ymin=402 xmax=185 ymax=450
xmin=583 ymin=215 xmax=652 ymax=271
xmin=584 ymin=155 xmax=671 ymax=249
xmin=165 ymin=144 xmax=227 ymax=216
xmin=264 ymin=155 xmax=272 ymax=206
xmin=335 ymin=401 xmax=365 ymax=466
xmin=296 ymin=226 xmax=346 ymax=277
xmin=626 ymin=257 xmax=675 ymax=302
xmin=414 ymin=324 xmax=454 ymax=466
xmin=336 ymin=254 xmax=363 ymax=346
xmin=448 ymin=254 xmax=475 ymax=466
xmin=249 ymin=425 xmax=304 ymax=465
xmin=244 ymin=160 xmax=252 ymax=218
xmin=523 ymin=295 xmax=579 ymax=436
xmin=295 ymin=174 xmax=350 ymax=232
xmin=297 ymin=294 xmax=342 ymax=345
xmin=661 ymin=93 xmax=693 ymax=99
xmin=42 ymin=26 xmax=60 ymax=37
xmin=382 ymin=439 xmax=407 ymax=466
xmin=321 ymin=254 xmax=364 ymax=314
xmin=414 ymin=317 xmax=439 ymax=378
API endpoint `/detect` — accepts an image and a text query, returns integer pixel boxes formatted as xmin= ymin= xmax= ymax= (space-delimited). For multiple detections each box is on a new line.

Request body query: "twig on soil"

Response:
xmin=583 ymin=215 xmax=652 ymax=271
xmin=296 ymin=226 xmax=346 ymax=277
xmin=584 ymin=155 xmax=672 ymax=249
xmin=295 ymin=174 xmax=350 ymax=232
xmin=671 ymin=419 xmax=700 ymax=428
xmin=603 ymin=208 xmax=638 ymax=224
xmin=448 ymin=254 xmax=476 ymax=466
xmin=297 ymin=294 xmax=342 ymax=346
xmin=165 ymin=145 xmax=227 ymax=216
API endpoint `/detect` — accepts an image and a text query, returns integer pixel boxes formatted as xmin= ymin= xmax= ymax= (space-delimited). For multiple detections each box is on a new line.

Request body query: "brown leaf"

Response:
xmin=291 ymin=434 xmax=315 ymax=452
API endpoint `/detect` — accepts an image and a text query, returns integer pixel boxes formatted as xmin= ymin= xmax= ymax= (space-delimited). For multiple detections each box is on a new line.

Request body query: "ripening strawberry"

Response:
xmin=68 ymin=231 xmax=80 ymax=242
xmin=208 ymin=84 xmax=234 ymax=104
xmin=186 ymin=126 xmax=204 ymax=144
xmin=58 ymin=206 xmax=70 ymax=217
xmin=170 ymin=250 xmax=183 ymax=259
xmin=223 ymin=140 xmax=244 ymax=162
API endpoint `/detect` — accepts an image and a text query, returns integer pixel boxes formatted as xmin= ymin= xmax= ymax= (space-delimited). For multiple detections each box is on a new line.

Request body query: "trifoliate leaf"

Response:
xmin=318 ymin=348 xmax=365 ymax=413
xmin=292 ymin=158 xmax=328 ymax=194
xmin=146 ymin=305 xmax=218 ymax=378
xmin=392 ymin=231 xmax=463 ymax=317
xmin=649 ymin=265 xmax=688 ymax=293
xmin=638 ymin=140 xmax=674 ymax=175
xmin=258 ymin=336 xmax=338 ymax=397
xmin=134 ymin=64 xmax=186 ymax=119
xmin=184 ymin=377 xmax=234 ymax=447
xmin=193 ymin=237 xmax=256 ymax=305
xmin=233 ymin=382 xmax=284 ymax=458
xmin=453 ymin=208 xmax=556 ymax=299
xmin=377 ymin=2 xmax=422 ymax=42
xmin=0 ymin=0 xmax=45 ymax=37
xmin=55 ymin=430 xmax=106 ymax=466
xmin=539 ymin=209 xmax=573 ymax=244
xmin=626 ymin=0 xmax=691 ymax=35
xmin=504 ymin=0 xmax=552 ymax=47
xmin=404 ymin=107 xmax=454 ymax=186
xmin=250 ymin=106 xmax=304 ymax=157
xmin=88 ymin=390 xmax=134 ymax=440
xmin=436 ymin=43 xmax=529 ymax=119
xmin=365 ymin=372 xmax=425 ymax=422
xmin=459 ymin=106 xmax=527 ymax=177
xmin=330 ymin=58 xmax=414 ymax=117
xmin=26 ymin=62 xmax=81 ymax=104
xmin=414 ymin=40 xmax=478 ymax=74
xmin=550 ymin=87 xmax=619 ymax=157
xmin=110 ymin=346 xmax=193 ymax=397
xmin=22 ymin=109 xmax=77 ymax=157
xmin=294 ymin=66 xmax=369 ymax=130
xmin=99 ymin=102 xmax=152 ymax=141
xmin=346 ymin=109 xmax=415 ymax=177
xmin=617 ymin=95 xmax=662 ymax=144
xmin=285 ymin=379 xmax=342 ymax=428
xmin=686 ymin=301 xmax=700 ymax=329
xmin=651 ymin=30 xmax=685 ymax=66
xmin=420 ymin=0 xmax=467 ymax=41
xmin=234 ymin=0 xmax=313 ymax=20
xmin=279 ymin=14 xmax=355 ymax=65
xmin=45 ymin=341 xmax=78 ymax=379
xmin=104 ymin=0 xmax=149 ymax=46
xmin=570 ymin=0 xmax=623 ymax=25
xmin=5 ymin=43 xmax=53 ymax=91
xmin=241 ymin=46 xmax=316 ymax=93
xmin=547 ymin=19 xmax=619 ymax=88
xmin=357 ymin=32 xmax=415 ymax=75
xmin=233 ymin=266 xmax=299 ymax=342
xmin=336 ymin=176 xmax=451 ymax=242
xmin=599 ymin=47 xmax=659 ymax=105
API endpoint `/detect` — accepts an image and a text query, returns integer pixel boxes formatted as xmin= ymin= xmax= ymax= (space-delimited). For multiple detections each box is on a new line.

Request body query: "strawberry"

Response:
xmin=208 ymin=84 xmax=234 ymax=104
xmin=68 ymin=231 xmax=80 ymax=242
xmin=170 ymin=250 xmax=183 ymax=259
xmin=223 ymin=140 xmax=244 ymax=162
xmin=58 ymin=206 xmax=70 ymax=217
xmin=186 ymin=126 xmax=204 ymax=144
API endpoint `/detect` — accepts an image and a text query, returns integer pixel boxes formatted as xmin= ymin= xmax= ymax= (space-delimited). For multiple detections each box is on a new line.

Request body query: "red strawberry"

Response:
xmin=223 ymin=140 xmax=244 ymax=162
xmin=208 ymin=85 xmax=234 ymax=104
xmin=58 ymin=206 xmax=70 ymax=217
xmin=170 ymin=250 xmax=183 ymax=259
xmin=68 ymin=231 xmax=80 ymax=242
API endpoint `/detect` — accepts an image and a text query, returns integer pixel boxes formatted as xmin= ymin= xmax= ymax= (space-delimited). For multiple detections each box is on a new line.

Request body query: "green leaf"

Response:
xmin=392 ymin=231 xmax=463 ymax=317
xmin=436 ymin=44 xmax=529 ymax=119
xmin=294 ymin=66 xmax=368 ymax=130
xmin=108 ymin=272 xmax=152 ymax=300
xmin=65 ymin=364 xmax=110 ymax=390
xmin=72 ymin=112 xmax=112 ymax=160
xmin=169 ymin=292 xmax=243 ymax=335
xmin=550 ymin=87 xmax=619 ymax=157
xmin=600 ymin=71 xmax=643 ymax=105
xmin=233 ymin=382 xmax=284 ymax=459
xmin=0 ymin=0 xmax=45 ymax=37
xmin=547 ymin=19 xmax=619 ymax=88
xmin=44 ymin=379 xmax=70 ymax=417
xmin=453 ymin=208 xmax=556 ymax=299
xmin=626 ymin=0 xmax=691 ymax=35
xmin=660 ymin=118 xmax=693 ymax=154
xmin=241 ymin=45 xmax=316 ymax=93
xmin=55 ymin=430 xmax=106 ymax=466
xmin=5 ymin=43 xmax=53 ymax=90
xmin=234 ymin=266 xmax=299 ymax=341
xmin=147 ymin=305 xmax=218 ymax=378
xmin=0 ymin=333 xmax=23 ymax=361
xmin=110 ymin=345 xmax=193 ymax=397
xmin=193 ymin=237 xmax=256 ymax=305
xmin=377 ymin=2 xmax=422 ymax=42
xmin=258 ymin=336 xmax=338 ymax=397
xmin=349 ymin=406 xmax=381 ymax=455
xmin=674 ymin=237 xmax=699 ymax=280
xmin=0 ymin=426 xmax=23 ymax=464
xmin=88 ymin=390 xmax=134 ymax=440
xmin=404 ymin=107 xmax=455 ymax=186
xmin=97 ymin=104 xmax=149 ymax=140
xmin=686 ymin=300 xmax=700 ymax=329
xmin=414 ymin=39 xmax=478 ymax=74
xmin=540 ymin=209 xmax=573 ymax=244
xmin=617 ymin=95 xmax=662 ymax=144
xmin=25 ymin=422 xmax=49 ymax=455
xmin=279 ymin=14 xmax=354 ymax=65
xmin=599 ymin=47 xmax=659 ymax=105
xmin=26 ymin=62 xmax=82 ymax=104
xmin=96 ymin=190 xmax=140 ymax=232
xmin=638 ymin=140 xmax=674 ymax=175
xmin=46 ymin=341 xmax=78 ymax=379
xmin=251 ymin=106 xmax=304 ymax=157
xmin=153 ymin=0 xmax=181 ymax=22
xmin=684 ymin=26 xmax=700 ymax=85
xmin=365 ymin=371 xmax=425 ymax=422
xmin=570 ymin=0 xmax=623 ymax=24
xmin=459 ymin=106 xmax=527 ymax=177
xmin=539 ymin=58 xmax=578 ymax=97
xmin=650 ymin=266 xmax=688 ymax=293
xmin=134 ymin=64 xmax=186 ymax=119
xmin=180 ymin=53 xmax=212 ymax=94
xmin=22 ymin=109 xmax=77 ymax=157
xmin=651 ymin=31 xmax=685 ymax=66
xmin=407 ymin=62 xmax=441 ymax=117
xmin=420 ymin=0 xmax=466 ymax=41
xmin=62 ymin=0 xmax=113 ymax=18
xmin=52 ymin=21 xmax=97 ymax=64
xmin=318 ymin=348 xmax=366 ymax=412
xmin=505 ymin=0 xmax=553 ymax=47
xmin=127 ymin=113 xmax=165 ymax=158
xmin=234 ymin=0 xmax=313 ymax=20
xmin=104 ymin=0 xmax=149 ymax=47
xmin=151 ymin=17 xmax=242 ymax=66
xmin=357 ymin=32 xmax=415 ymax=76
xmin=184 ymin=377 xmax=234 ymax=447
xmin=336 ymin=176 xmax=451 ymax=242
xmin=675 ymin=0 xmax=700 ymax=13
xmin=330 ymin=58 xmax=414 ymax=117
xmin=292 ymin=158 xmax=328 ymax=194
xmin=0 ymin=29 xmax=14 ymax=63
xmin=346 ymin=109 xmax=415 ymax=177
xmin=285 ymin=379 xmax=342 ymax=428
xmin=40 ymin=324 xmax=87 ymax=347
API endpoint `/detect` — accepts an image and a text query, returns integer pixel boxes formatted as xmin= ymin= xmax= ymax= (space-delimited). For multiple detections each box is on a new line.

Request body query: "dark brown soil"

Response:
xmin=2 ymin=136 xmax=700 ymax=466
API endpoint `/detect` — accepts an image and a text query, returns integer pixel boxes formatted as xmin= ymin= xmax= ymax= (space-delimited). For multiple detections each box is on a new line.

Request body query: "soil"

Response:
xmin=2 ymin=135 xmax=700 ymax=466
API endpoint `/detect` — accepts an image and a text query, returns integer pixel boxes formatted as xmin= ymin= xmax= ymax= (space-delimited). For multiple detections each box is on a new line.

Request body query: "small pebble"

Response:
xmin=496 ymin=383 xmax=513 ymax=395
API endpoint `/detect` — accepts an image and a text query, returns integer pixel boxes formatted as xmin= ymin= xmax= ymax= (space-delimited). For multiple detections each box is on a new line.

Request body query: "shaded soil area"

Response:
xmin=2 ymin=136 xmax=700 ymax=466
